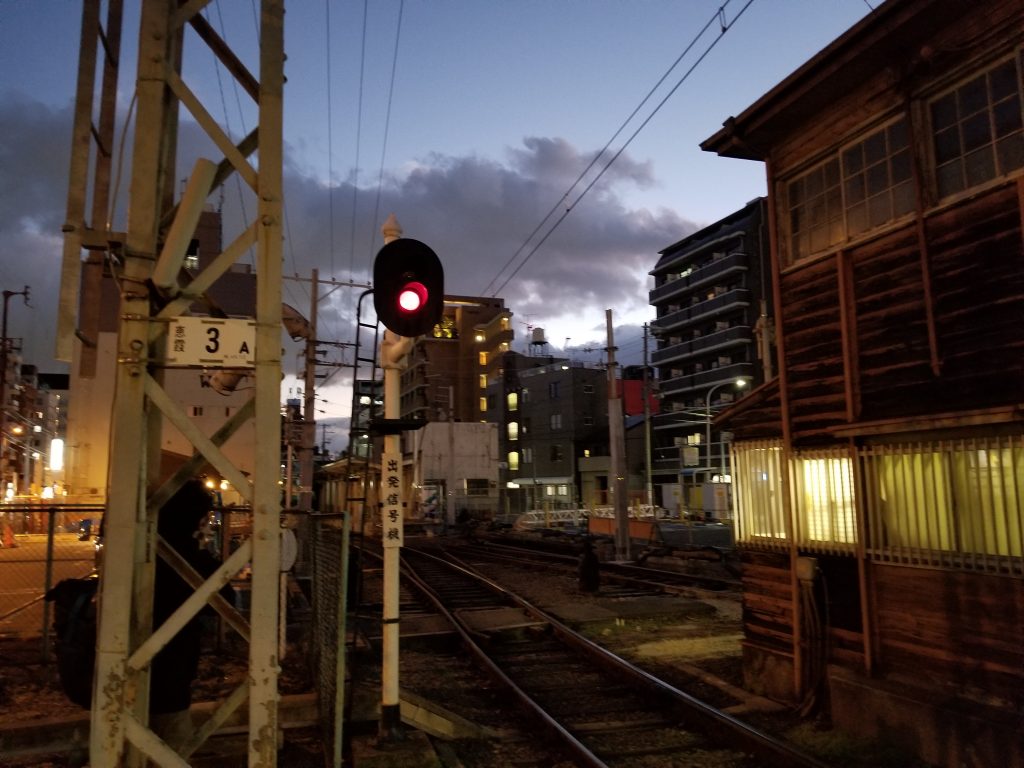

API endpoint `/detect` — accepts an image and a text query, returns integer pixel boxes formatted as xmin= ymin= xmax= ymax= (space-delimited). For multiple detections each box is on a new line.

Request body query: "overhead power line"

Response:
xmin=369 ymin=0 xmax=406 ymax=270
xmin=483 ymin=0 xmax=758 ymax=298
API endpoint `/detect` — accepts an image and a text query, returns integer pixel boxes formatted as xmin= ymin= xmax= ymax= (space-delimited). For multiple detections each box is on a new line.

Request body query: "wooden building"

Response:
xmin=700 ymin=1 xmax=1024 ymax=766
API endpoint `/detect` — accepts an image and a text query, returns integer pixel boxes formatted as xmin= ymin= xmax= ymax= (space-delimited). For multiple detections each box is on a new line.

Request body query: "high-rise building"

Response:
xmin=648 ymin=198 xmax=772 ymax=515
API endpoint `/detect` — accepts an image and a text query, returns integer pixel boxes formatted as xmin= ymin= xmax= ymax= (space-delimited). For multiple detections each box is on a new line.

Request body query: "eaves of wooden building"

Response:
xmin=701 ymin=2 xmax=1024 ymax=766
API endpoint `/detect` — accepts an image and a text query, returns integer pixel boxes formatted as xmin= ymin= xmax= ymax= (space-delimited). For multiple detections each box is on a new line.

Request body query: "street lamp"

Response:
xmin=705 ymin=377 xmax=750 ymax=478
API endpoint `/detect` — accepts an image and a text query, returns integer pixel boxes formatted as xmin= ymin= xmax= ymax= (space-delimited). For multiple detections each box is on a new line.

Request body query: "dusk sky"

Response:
xmin=0 ymin=0 xmax=873 ymax=444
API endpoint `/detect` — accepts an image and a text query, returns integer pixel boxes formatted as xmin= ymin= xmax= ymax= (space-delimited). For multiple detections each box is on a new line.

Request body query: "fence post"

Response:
xmin=41 ymin=507 xmax=57 ymax=662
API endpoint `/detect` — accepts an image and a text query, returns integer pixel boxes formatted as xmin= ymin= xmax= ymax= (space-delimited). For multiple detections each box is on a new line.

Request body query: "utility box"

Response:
xmin=702 ymin=481 xmax=732 ymax=519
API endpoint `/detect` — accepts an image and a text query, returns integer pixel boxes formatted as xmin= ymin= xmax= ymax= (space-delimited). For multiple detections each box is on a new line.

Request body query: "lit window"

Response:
xmin=508 ymin=422 xmax=519 ymax=441
xmin=793 ymin=455 xmax=856 ymax=544
xmin=479 ymin=351 xmax=488 ymax=366
xmin=507 ymin=392 xmax=518 ymax=412
xmin=479 ymin=397 xmax=487 ymax=412
xmin=931 ymin=56 xmax=1024 ymax=199
xmin=479 ymin=374 xmax=487 ymax=389
xmin=507 ymin=451 xmax=519 ymax=471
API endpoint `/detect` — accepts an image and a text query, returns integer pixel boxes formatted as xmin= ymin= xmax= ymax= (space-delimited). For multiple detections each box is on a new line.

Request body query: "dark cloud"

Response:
xmin=1 ymin=94 xmax=696 ymax=385
xmin=265 ymin=135 xmax=697 ymax=352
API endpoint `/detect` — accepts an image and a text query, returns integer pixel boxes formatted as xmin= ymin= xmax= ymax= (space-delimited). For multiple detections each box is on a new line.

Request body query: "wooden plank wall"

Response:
xmin=779 ymin=256 xmax=848 ymax=443
xmin=740 ymin=550 xmax=794 ymax=653
xmin=852 ymin=227 xmax=935 ymax=419
xmin=927 ymin=186 xmax=1024 ymax=406
xmin=872 ymin=564 xmax=1024 ymax=704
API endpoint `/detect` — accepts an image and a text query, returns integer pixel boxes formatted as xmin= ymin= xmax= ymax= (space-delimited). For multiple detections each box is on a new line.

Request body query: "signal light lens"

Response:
xmin=398 ymin=281 xmax=427 ymax=313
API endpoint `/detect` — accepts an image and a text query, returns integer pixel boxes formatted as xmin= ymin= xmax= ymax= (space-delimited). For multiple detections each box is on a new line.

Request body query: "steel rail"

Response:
xmin=398 ymin=547 xmax=608 ymax=768
xmin=402 ymin=545 xmax=832 ymax=768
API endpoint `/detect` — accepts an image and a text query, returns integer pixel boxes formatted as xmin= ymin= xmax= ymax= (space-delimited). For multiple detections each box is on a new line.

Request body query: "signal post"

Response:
xmin=372 ymin=215 xmax=444 ymax=739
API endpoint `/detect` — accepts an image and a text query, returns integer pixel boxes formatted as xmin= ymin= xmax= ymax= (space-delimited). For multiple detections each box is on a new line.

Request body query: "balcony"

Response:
xmin=657 ymin=362 xmax=755 ymax=398
xmin=651 ymin=325 xmax=751 ymax=366
xmin=651 ymin=288 xmax=751 ymax=334
xmin=649 ymin=253 xmax=747 ymax=305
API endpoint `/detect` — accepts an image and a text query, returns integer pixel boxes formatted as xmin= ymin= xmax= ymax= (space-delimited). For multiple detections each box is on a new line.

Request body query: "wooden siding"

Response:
xmin=740 ymin=550 xmax=793 ymax=652
xmin=872 ymin=563 xmax=1024 ymax=705
xmin=927 ymin=186 xmax=1024 ymax=406
xmin=852 ymin=227 xmax=935 ymax=420
xmin=779 ymin=255 xmax=848 ymax=443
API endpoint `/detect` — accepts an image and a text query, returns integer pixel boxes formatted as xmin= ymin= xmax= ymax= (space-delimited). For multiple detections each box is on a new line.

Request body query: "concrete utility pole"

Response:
xmin=606 ymin=309 xmax=630 ymax=561
xmin=299 ymin=268 xmax=319 ymax=513
xmin=642 ymin=322 xmax=654 ymax=509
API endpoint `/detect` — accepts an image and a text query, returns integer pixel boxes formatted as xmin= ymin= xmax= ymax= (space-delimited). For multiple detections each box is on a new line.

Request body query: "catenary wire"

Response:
xmin=490 ymin=0 xmax=757 ymax=298
xmin=369 ymin=0 xmax=406 ymax=270
xmin=209 ymin=2 xmax=253 ymax=267
xmin=325 ymin=0 xmax=336 ymax=280
xmin=479 ymin=1 xmax=729 ymax=297
xmin=349 ymin=0 xmax=369 ymax=286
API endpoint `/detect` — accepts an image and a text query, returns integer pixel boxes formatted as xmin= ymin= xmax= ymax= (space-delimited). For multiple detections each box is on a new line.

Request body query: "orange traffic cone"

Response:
xmin=2 ymin=523 xmax=16 ymax=548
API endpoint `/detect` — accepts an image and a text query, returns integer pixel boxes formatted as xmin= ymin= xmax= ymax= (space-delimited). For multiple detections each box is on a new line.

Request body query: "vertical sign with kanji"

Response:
xmin=381 ymin=449 xmax=403 ymax=547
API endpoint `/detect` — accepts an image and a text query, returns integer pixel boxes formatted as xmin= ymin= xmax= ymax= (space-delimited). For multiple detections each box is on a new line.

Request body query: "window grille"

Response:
xmin=862 ymin=436 xmax=1023 ymax=574
xmin=731 ymin=435 xmax=1024 ymax=575
xmin=732 ymin=440 xmax=787 ymax=547
xmin=930 ymin=54 xmax=1024 ymax=199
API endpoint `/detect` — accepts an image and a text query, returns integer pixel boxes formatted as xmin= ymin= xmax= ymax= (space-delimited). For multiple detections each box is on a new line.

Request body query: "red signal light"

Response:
xmin=373 ymin=238 xmax=444 ymax=336
xmin=397 ymin=281 xmax=427 ymax=313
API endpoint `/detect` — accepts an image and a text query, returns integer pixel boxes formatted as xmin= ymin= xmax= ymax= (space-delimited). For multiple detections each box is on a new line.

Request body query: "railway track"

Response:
xmin=397 ymin=545 xmax=829 ymax=768
xmin=450 ymin=537 xmax=742 ymax=597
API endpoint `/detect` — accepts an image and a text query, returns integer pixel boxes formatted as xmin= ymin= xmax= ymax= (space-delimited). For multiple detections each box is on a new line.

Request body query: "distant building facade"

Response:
xmin=66 ymin=208 xmax=256 ymax=501
xmin=648 ymin=198 xmax=772 ymax=514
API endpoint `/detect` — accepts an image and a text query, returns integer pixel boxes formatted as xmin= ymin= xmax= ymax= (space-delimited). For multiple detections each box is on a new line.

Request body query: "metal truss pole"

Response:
xmin=91 ymin=1 xmax=177 ymax=764
xmin=80 ymin=1 xmax=285 ymax=766
xmin=249 ymin=1 xmax=285 ymax=762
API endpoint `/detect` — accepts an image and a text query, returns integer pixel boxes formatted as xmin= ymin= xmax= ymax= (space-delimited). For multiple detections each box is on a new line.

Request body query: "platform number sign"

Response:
xmin=165 ymin=317 xmax=255 ymax=367
xmin=382 ymin=450 xmax=403 ymax=548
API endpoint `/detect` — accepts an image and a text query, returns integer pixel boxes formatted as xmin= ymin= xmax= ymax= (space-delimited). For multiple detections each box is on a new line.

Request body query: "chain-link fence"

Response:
xmin=0 ymin=505 xmax=104 ymax=651
xmin=0 ymin=504 xmax=257 ymax=647
xmin=310 ymin=514 xmax=351 ymax=768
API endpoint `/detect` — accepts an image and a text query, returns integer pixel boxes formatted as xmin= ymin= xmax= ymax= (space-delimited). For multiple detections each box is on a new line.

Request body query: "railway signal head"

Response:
xmin=373 ymin=238 xmax=444 ymax=337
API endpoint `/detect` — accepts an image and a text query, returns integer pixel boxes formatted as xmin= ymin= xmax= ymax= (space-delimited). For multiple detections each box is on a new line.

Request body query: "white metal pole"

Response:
xmin=379 ymin=215 xmax=410 ymax=740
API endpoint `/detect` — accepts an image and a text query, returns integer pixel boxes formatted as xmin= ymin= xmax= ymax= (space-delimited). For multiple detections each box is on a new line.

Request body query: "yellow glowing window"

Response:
xmin=507 ymin=451 xmax=519 ymax=471
xmin=507 ymin=392 xmax=518 ymax=412
xmin=479 ymin=397 xmax=487 ymax=412
xmin=508 ymin=422 xmax=519 ymax=441
xmin=479 ymin=374 xmax=487 ymax=389
xmin=479 ymin=351 xmax=488 ymax=366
